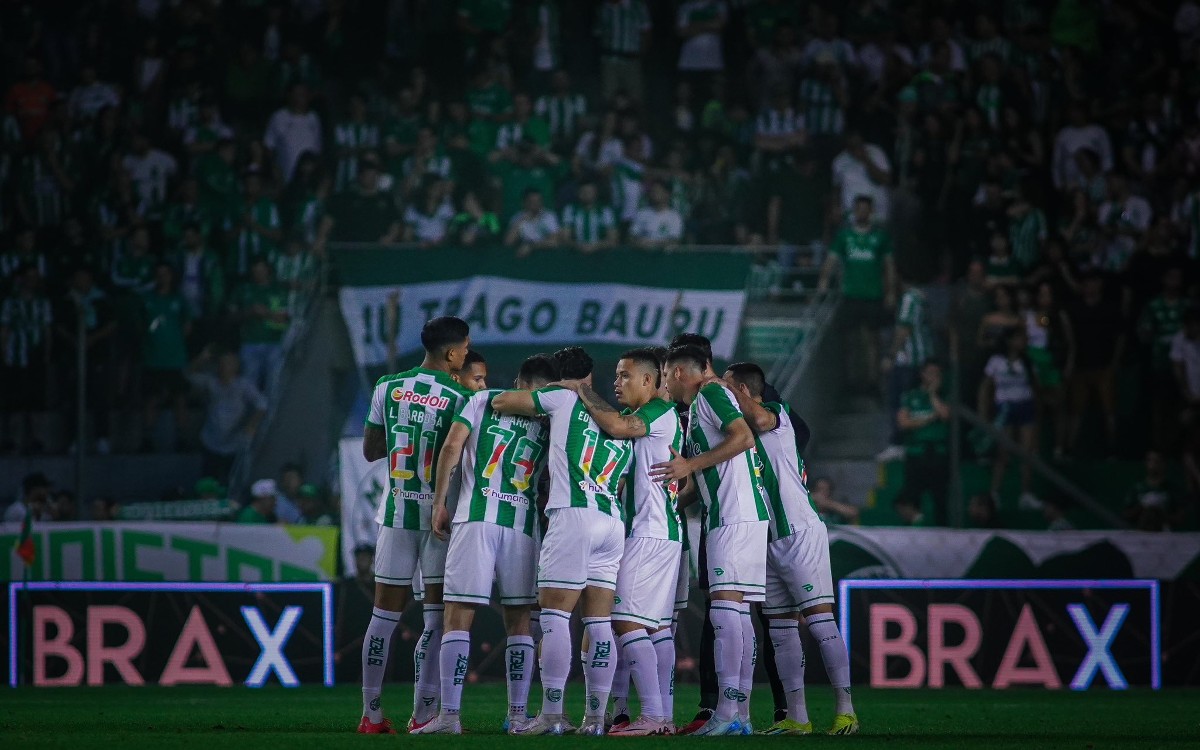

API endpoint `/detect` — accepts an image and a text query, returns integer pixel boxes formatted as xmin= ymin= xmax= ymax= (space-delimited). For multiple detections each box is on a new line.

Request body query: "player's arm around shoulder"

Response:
xmin=570 ymin=381 xmax=650 ymax=439
xmin=725 ymin=383 xmax=780 ymax=435
xmin=491 ymin=386 xmax=546 ymax=417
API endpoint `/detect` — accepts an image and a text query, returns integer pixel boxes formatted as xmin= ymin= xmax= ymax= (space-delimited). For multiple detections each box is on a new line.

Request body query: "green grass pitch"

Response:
xmin=2 ymin=683 xmax=1197 ymax=748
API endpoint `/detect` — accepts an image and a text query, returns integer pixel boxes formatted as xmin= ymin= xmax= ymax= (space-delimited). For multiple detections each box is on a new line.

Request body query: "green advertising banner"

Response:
xmin=825 ymin=527 xmax=1200 ymax=582
xmin=0 ymin=522 xmax=339 ymax=582
xmin=333 ymin=245 xmax=754 ymax=368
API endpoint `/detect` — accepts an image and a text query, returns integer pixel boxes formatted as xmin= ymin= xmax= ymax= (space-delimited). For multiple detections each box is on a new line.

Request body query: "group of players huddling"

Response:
xmin=356 ymin=315 xmax=859 ymax=737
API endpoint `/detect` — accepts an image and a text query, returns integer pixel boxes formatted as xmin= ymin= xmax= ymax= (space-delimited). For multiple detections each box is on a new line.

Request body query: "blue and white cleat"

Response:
xmin=740 ymin=720 xmax=754 ymax=735
xmin=691 ymin=716 xmax=744 ymax=736
xmin=509 ymin=714 xmax=568 ymax=736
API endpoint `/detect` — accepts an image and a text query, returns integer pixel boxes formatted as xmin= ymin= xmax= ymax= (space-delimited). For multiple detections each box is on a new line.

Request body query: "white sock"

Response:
xmin=413 ymin=604 xmax=444 ymax=723
xmin=506 ymin=635 xmax=535 ymax=718
xmin=738 ymin=603 xmax=755 ymax=723
xmin=361 ymin=607 xmax=400 ymax=722
xmin=538 ymin=608 xmax=572 ymax=717
xmin=618 ymin=630 xmax=662 ymax=719
xmin=651 ymin=629 xmax=676 ymax=724
xmin=439 ymin=630 xmax=470 ymax=715
xmin=583 ymin=617 xmax=617 ymax=719
xmin=611 ymin=645 xmax=630 ymax=718
xmin=769 ymin=620 xmax=808 ymax=724
xmin=808 ymin=616 xmax=854 ymax=715
xmin=709 ymin=602 xmax=744 ymax=721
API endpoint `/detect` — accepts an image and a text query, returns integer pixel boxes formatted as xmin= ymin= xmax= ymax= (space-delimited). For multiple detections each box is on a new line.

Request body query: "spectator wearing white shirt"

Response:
xmin=831 ymin=130 xmax=892 ymax=222
xmin=1171 ymin=307 xmax=1200 ymax=406
xmin=1096 ymin=172 xmax=1152 ymax=271
xmin=630 ymin=181 xmax=684 ymax=247
xmin=801 ymin=12 xmax=857 ymax=75
xmin=506 ymin=188 xmax=561 ymax=257
xmin=677 ymin=1 xmax=727 ymax=74
xmin=1052 ymin=102 xmax=1113 ymax=192
xmin=264 ymin=83 xmax=322 ymax=184
xmin=403 ymin=181 xmax=455 ymax=245
xmin=67 ymin=64 xmax=120 ymax=123
xmin=122 ymin=132 xmax=177 ymax=217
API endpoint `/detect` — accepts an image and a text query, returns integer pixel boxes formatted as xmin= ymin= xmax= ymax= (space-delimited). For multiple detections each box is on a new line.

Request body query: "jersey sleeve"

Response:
xmin=699 ymin=383 xmax=744 ymax=431
xmin=531 ymin=385 xmax=571 ymax=416
xmin=634 ymin=399 xmax=670 ymax=436
xmin=453 ymin=391 xmax=486 ymax=430
xmin=366 ymin=381 xmax=387 ymax=427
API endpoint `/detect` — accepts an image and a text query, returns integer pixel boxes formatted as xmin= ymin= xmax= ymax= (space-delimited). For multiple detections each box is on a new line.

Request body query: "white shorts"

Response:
xmin=537 ymin=507 xmax=624 ymax=590
xmin=444 ymin=522 xmax=539 ymax=606
xmin=612 ymin=537 xmax=682 ymax=628
xmin=673 ymin=545 xmax=690 ymax=615
xmin=704 ymin=521 xmax=768 ymax=602
xmin=374 ymin=525 xmax=445 ymax=587
xmin=764 ymin=523 xmax=835 ymax=615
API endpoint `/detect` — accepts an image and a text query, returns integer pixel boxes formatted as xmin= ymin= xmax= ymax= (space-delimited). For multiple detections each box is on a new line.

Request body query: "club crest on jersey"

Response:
xmin=391 ymin=387 xmax=450 ymax=410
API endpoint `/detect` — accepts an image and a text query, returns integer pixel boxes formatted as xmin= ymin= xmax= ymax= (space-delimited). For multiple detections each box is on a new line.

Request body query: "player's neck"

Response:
xmin=418 ymin=356 xmax=454 ymax=374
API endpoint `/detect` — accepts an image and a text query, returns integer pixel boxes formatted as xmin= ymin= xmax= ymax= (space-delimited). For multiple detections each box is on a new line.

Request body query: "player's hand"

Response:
xmin=649 ymin=447 xmax=693 ymax=483
xmin=432 ymin=505 xmax=450 ymax=541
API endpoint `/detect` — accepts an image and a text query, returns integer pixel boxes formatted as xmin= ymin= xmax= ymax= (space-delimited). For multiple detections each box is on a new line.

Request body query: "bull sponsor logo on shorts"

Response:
xmin=391 ymin=387 xmax=451 ymax=410
xmin=803 ymin=583 xmax=814 ymax=592
xmin=713 ymin=567 xmax=725 ymax=576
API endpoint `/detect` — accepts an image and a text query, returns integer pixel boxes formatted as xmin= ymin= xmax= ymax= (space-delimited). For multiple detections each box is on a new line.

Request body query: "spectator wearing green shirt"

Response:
xmin=141 ymin=263 xmax=191 ymax=452
xmin=494 ymin=92 xmax=551 ymax=152
xmin=1139 ymin=265 xmax=1188 ymax=448
xmin=195 ymin=138 xmax=240 ymax=227
xmin=228 ymin=166 xmax=283 ymax=281
xmin=237 ymin=478 xmax=278 ymax=524
xmin=818 ymin=194 xmax=896 ymax=391
xmin=1123 ymin=450 xmax=1184 ymax=531
xmin=893 ymin=360 xmax=951 ymax=525
xmin=490 ymin=138 xmax=563 ymax=221
xmin=232 ymin=258 xmax=290 ymax=394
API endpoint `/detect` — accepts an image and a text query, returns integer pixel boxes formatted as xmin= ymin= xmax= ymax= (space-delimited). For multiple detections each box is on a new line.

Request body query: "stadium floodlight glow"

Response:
xmin=241 ymin=606 xmax=303 ymax=688
xmin=8 ymin=582 xmax=334 ymax=688
xmin=837 ymin=578 xmax=1161 ymax=691
xmin=1067 ymin=603 xmax=1129 ymax=690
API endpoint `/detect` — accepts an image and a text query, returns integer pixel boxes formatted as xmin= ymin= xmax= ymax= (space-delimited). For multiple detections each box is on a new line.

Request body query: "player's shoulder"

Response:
xmin=698 ymin=381 xmax=735 ymax=402
xmin=636 ymin=397 xmax=677 ymax=422
xmin=374 ymin=367 xmax=418 ymax=387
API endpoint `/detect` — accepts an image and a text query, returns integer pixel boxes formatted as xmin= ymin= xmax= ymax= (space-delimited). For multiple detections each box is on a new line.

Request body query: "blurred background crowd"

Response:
xmin=2 ymin=0 xmax=1200 ymax=532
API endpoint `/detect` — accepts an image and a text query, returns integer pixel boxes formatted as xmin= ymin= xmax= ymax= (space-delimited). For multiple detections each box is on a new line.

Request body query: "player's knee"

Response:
xmin=612 ymin=620 xmax=643 ymax=636
xmin=800 ymin=603 xmax=834 ymax=620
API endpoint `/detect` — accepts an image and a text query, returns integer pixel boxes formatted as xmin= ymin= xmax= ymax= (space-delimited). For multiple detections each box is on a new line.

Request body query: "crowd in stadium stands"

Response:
xmin=2 ymin=1 xmax=1200 ymax=529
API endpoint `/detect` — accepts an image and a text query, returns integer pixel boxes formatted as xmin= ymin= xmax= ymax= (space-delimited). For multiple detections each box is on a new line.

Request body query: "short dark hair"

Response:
xmin=518 ymin=353 xmax=559 ymax=388
xmin=665 ymin=345 xmax=708 ymax=373
xmin=420 ymin=316 xmax=469 ymax=355
xmin=620 ymin=347 xmax=662 ymax=388
xmin=553 ymin=346 xmax=593 ymax=379
xmin=669 ymin=333 xmax=712 ymax=364
xmin=463 ymin=349 xmax=486 ymax=368
xmin=725 ymin=361 xmax=766 ymax=398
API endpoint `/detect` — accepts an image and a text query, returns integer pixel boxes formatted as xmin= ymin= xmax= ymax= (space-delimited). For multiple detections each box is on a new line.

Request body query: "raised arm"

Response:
xmin=491 ymin=389 xmax=540 ymax=417
xmin=571 ymin=382 xmax=649 ymax=439
xmin=431 ymin=421 xmax=470 ymax=539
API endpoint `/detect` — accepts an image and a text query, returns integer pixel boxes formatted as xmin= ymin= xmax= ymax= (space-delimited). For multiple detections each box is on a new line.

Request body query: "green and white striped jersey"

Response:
xmin=531 ymin=386 xmax=633 ymax=520
xmin=687 ymin=383 xmax=769 ymax=531
xmin=452 ymin=389 xmax=549 ymax=537
xmin=561 ymin=202 xmax=616 ymax=244
xmin=367 ymin=367 xmax=471 ymax=530
xmin=753 ymin=401 xmax=819 ymax=542
xmin=895 ymin=287 xmax=932 ymax=367
xmin=621 ymin=398 xmax=684 ymax=541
